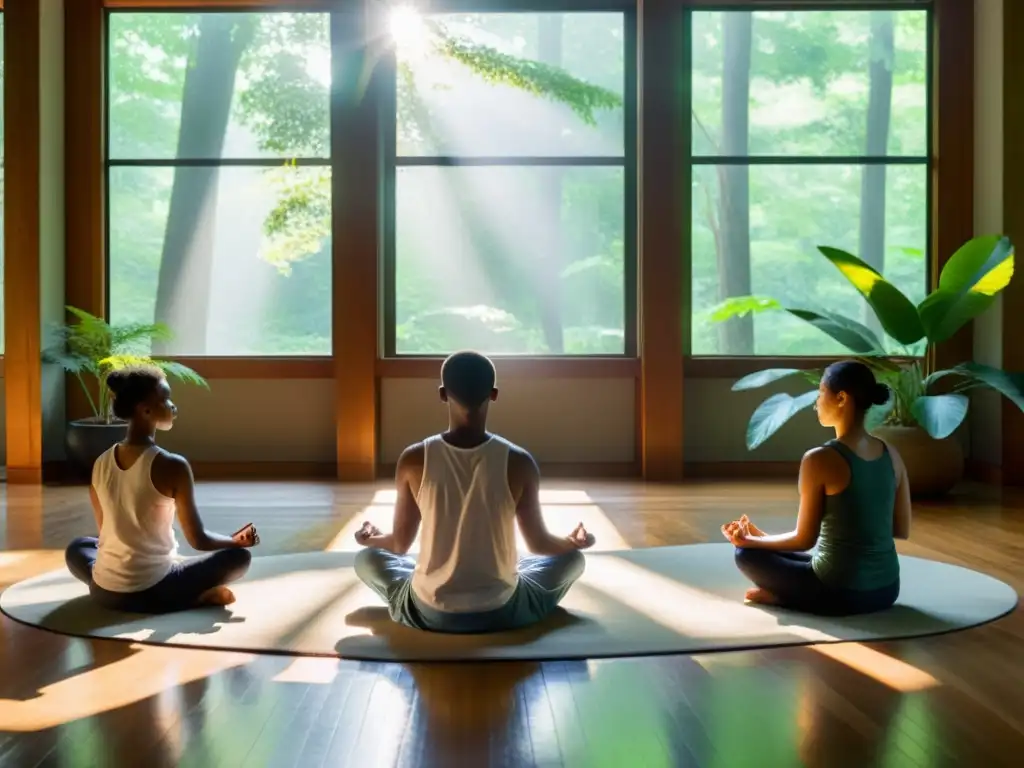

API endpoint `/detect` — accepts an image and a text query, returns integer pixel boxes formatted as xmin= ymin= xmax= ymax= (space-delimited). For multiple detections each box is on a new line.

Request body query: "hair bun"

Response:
xmin=105 ymin=370 xmax=127 ymax=395
xmin=871 ymin=382 xmax=890 ymax=406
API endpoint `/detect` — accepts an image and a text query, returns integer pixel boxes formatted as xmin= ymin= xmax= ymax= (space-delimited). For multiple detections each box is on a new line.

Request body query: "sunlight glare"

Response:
xmin=810 ymin=643 xmax=938 ymax=692
xmin=389 ymin=5 xmax=429 ymax=55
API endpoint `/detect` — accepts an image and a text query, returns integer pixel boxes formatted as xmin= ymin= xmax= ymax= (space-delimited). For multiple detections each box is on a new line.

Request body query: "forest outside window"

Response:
xmin=106 ymin=12 xmax=332 ymax=357
xmin=690 ymin=8 xmax=930 ymax=357
xmin=386 ymin=9 xmax=633 ymax=356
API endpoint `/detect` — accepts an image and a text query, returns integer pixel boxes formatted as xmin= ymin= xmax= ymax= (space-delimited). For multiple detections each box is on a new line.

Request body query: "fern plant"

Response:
xmin=42 ymin=306 xmax=208 ymax=424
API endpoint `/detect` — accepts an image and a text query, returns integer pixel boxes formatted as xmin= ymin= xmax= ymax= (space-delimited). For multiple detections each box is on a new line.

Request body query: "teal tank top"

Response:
xmin=810 ymin=439 xmax=900 ymax=591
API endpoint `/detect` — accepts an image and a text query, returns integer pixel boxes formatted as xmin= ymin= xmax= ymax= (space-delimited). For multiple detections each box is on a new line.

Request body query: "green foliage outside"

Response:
xmin=105 ymin=9 xmax=930 ymax=358
xmin=42 ymin=307 xmax=207 ymax=424
xmin=713 ymin=236 xmax=1024 ymax=450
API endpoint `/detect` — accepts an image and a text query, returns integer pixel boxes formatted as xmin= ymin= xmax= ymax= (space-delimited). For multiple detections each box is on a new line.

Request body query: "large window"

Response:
xmin=689 ymin=9 xmax=930 ymax=357
xmin=106 ymin=12 xmax=332 ymax=356
xmin=385 ymin=9 xmax=634 ymax=356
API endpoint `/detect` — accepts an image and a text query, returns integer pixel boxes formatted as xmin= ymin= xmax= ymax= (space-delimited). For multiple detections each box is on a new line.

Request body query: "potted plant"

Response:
xmin=42 ymin=306 xmax=208 ymax=472
xmin=712 ymin=235 xmax=1021 ymax=496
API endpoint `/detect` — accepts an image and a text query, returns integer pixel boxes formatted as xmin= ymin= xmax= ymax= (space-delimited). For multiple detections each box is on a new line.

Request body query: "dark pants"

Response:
xmin=354 ymin=547 xmax=585 ymax=633
xmin=734 ymin=548 xmax=899 ymax=617
xmin=65 ymin=536 xmax=252 ymax=614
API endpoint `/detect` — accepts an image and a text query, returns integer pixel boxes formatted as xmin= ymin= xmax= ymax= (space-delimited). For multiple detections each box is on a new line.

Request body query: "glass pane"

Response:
xmin=692 ymin=10 xmax=928 ymax=157
xmin=396 ymin=166 xmax=625 ymax=355
xmin=394 ymin=11 xmax=625 ymax=157
xmin=109 ymin=166 xmax=332 ymax=355
xmin=108 ymin=12 xmax=330 ymax=160
xmin=690 ymin=164 xmax=927 ymax=356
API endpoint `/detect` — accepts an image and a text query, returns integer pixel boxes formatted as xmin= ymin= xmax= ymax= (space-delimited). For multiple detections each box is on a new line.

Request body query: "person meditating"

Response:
xmin=353 ymin=350 xmax=596 ymax=633
xmin=65 ymin=366 xmax=259 ymax=613
xmin=721 ymin=360 xmax=911 ymax=616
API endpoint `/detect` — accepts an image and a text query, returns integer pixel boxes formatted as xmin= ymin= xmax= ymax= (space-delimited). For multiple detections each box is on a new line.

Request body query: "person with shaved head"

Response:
xmin=353 ymin=351 xmax=595 ymax=633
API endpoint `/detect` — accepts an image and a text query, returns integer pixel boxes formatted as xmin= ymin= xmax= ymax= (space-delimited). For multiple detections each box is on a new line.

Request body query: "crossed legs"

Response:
xmin=354 ymin=547 xmax=585 ymax=633
xmin=65 ymin=536 xmax=252 ymax=614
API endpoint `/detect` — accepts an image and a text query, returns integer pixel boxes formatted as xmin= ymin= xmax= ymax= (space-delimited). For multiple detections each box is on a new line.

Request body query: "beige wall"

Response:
xmin=150 ymin=372 xmax=828 ymax=468
xmin=684 ymin=378 xmax=828 ymax=463
xmin=157 ymin=380 xmax=335 ymax=463
xmin=380 ymin=378 xmax=635 ymax=465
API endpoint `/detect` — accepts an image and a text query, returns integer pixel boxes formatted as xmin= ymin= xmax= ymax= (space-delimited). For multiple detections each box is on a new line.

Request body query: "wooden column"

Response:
xmin=64 ymin=0 xmax=106 ymax=423
xmin=931 ymin=0 xmax=975 ymax=373
xmin=638 ymin=0 xmax=685 ymax=481
xmin=1003 ymin=0 xmax=1024 ymax=482
xmin=4 ymin=0 xmax=43 ymax=483
xmin=332 ymin=2 xmax=382 ymax=481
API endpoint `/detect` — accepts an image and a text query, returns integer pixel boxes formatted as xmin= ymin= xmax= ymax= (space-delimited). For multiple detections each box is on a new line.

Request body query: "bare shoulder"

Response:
xmin=881 ymin=440 xmax=907 ymax=474
xmin=802 ymin=445 xmax=838 ymax=466
xmin=506 ymin=443 xmax=539 ymax=483
xmin=396 ymin=442 xmax=425 ymax=486
xmin=151 ymin=450 xmax=192 ymax=496
xmin=800 ymin=445 xmax=846 ymax=477
xmin=152 ymin=449 xmax=191 ymax=477
xmin=397 ymin=441 xmax=425 ymax=468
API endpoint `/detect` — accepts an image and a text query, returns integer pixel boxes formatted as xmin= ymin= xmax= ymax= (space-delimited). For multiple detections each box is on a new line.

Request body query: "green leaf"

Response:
xmin=785 ymin=307 xmax=884 ymax=353
xmin=910 ymin=394 xmax=969 ymax=439
xmin=155 ymin=361 xmax=210 ymax=389
xmin=926 ymin=362 xmax=1024 ymax=411
xmin=433 ymin=30 xmax=622 ymax=126
xmin=865 ymin=396 xmax=896 ymax=431
xmin=746 ymin=391 xmax=819 ymax=450
xmin=817 ymin=246 xmax=925 ymax=345
xmin=918 ymin=236 xmax=1014 ymax=344
xmin=709 ymin=296 xmax=782 ymax=322
xmin=732 ymin=368 xmax=808 ymax=392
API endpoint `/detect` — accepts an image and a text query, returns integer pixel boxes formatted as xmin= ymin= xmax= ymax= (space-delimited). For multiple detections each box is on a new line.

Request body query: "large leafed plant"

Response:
xmin=43 ymin=306 xmax=208 ymax=424
xmin=712 ymin=235 xmax=1023 ymax=449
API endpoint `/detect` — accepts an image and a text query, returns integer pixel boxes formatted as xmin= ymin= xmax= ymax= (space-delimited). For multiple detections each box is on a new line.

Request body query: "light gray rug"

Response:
xmin=0 ymin=544 xmax=1016 ymax=662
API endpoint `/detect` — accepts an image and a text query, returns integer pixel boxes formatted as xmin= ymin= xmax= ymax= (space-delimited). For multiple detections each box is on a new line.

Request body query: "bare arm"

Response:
xmin=363 ymin=446 xmax=423 ymax=555
xmin=164 ymin=456 xmax=247 ymax=552
xmin=890 ymin=445 xmax=912 ymax=540
xmin=512 ymin=451 xmax=584 ymax=556
xmin=89 ymin=485 xmax=104 ymax=532
xmin=732 ymin=449 xmax=827 ymax=552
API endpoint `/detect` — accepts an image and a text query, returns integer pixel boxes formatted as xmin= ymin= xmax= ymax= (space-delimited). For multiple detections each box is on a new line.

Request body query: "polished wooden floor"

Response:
xmin=0 ymin=479 xmax=1022 ymax=767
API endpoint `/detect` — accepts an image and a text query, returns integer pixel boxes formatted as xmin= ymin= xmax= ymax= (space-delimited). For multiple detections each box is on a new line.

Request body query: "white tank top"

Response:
xmin=411 ymin=434 xmax=519 ymax=613
xmin=91 ymin=445 xmax=179 ymax=593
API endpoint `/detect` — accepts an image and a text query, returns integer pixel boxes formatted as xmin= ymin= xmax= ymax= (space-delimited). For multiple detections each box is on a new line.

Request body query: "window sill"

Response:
xmin=165 ymin=357 xmax=333 ymax=379
xmin=377 ymin=356 xmax=640 ymax=379
xmin=686 ymin=356 xmax=922 ymax=379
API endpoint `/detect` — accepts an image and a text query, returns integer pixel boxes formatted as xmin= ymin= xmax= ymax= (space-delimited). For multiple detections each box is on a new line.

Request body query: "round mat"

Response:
xmin=0 ymin=544 xmax=1016 ymax=662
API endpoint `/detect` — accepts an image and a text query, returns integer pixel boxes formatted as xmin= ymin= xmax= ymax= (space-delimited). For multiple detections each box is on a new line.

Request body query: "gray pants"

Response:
xmin=354 ymin=547 xmax=585 ymax=634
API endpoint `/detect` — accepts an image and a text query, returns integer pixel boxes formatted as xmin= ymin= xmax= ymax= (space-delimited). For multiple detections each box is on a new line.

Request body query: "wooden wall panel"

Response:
xmin=331 ymin=5 xmax=381 ymax=481
xmin=638 ymin=0 xmax=685 ymax=481
xmin=931 ymin=0 xmax=975 ymax=373
xmin=4 ymin=0 xmax=43 ymax=483
xmin=64 ymin=0 xmax=106 ymax=423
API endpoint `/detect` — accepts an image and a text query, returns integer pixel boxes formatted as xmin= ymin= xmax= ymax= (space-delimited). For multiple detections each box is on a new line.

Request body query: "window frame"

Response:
xmin=684 ymin=1 xmax=934 ymax=376
xmin=379 ymin=4 xmax=640 ymax=362
xmin=102 ymin=5 xmax=335 ymax=365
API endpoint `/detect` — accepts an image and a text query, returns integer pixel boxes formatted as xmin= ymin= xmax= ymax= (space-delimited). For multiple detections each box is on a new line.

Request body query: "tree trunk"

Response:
xmin=536 ymin=15 xmax=565 ymax=353
xmin=858 ymin=11 xmax=895 ymax=339
xmin=153 ymin=16 xmax=255 ymax=354
xmin=717 ymin=13 xmax=754 ymax=355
